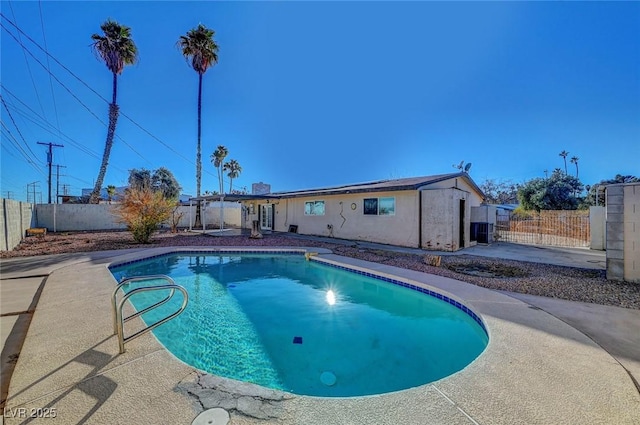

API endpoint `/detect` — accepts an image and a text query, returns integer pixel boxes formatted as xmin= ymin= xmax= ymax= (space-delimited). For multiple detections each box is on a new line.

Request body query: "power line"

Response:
xmin=1 ymin=174 xmax=28 ymax=193
xmin=6 ymin=1 xmax=47 ymax=118
xmin=0 ymin=136 xmax=44 ymax=181
xmin=0 ymin=25 xmax=151 ymax=166
xmin=2 ymin=89 xmax=133 ymax=190
xmin=1 ymin=24 xmax=108 ymax=122
xmin=0 ymin=127 xmax=46 ymax=177
xmin=0 ymin=13 xmax=218 ymax=179
xmin=64 ymin=174 xmax=92 ymax=186
xmin=6 ymin=100 xmax=99 ymax=159
xmin=1 ymin=14 xmax=230 ymax=190
xmin=37 ymin=0 xmax=60 ymax=129
xmin=3 ymin=99 xmax=132 ymax=180
xmin=1 ymin=96 xmax=42 ymax=165
xmin=2 ymin=84 xmax=103 ymax=160
xmin=0 ymin=136 xmax=21 ymax=161
xmin=4 ymin=89 xmax=141 ymax=173
xmin=1 ymin=12 xmax=110 ymax=103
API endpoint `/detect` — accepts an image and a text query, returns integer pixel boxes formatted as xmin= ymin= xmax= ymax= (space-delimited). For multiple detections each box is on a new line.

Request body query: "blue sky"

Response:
xmin=1 ymin=1 xmax=639 ymax=202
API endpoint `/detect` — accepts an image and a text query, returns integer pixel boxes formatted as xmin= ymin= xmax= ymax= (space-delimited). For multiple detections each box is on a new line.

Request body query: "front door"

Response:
xmin=260 ymin=204 xmax=273 ymax=230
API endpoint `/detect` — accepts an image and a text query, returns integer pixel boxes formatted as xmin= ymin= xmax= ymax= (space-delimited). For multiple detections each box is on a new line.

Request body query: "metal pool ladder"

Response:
xmin=111 ymin=275 xmax=189 ymax=354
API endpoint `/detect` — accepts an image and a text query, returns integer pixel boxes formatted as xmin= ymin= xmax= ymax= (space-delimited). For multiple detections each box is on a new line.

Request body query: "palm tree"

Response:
xmin=88 ymin=19 xmax=138 ymax=204
xmin=559 ymin=150 xmax=569 ymax=175
xmin=224 ymin=159 xmax=242 ymax=193
xmin=210 ymin=145 xmax=228 ymax=195
xmin=177 ymin=24 xmax=219 ymax=226
xmin=570 ymin=156 xmax=579 ymax=178
xmin=210 ymin=145 xmax=228 ymax=230
xmin=106 ymin=185 xmax=117 ymax=204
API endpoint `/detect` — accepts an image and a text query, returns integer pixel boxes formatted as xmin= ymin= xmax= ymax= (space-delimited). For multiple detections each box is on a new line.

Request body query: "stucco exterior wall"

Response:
xmin=623 ymin=184 xmax=639 ymax=283
xmin=420 ymin=177 xmax=483 ymax=207
xmin=421 ymin=188 xmax=472 ymax=251
xmin=421 ymin=190 xmax=453 ymax=250
xmin=269 ymin=191 xmax=420 ymax=247
xmin=1 ymin=199 xmax=35 ymax=251
xmin=241 ymin=192 xmax=421 ymax=247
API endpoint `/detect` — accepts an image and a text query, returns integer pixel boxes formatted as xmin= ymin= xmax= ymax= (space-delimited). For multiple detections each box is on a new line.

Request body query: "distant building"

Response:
xmin=252 ymin=182 xmax=271 ymax=195
xmin=493 ymin=203 xmax=519 ymax=219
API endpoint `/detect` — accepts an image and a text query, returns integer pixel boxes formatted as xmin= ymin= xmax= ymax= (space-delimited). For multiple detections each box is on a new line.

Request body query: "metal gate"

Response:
xmin=495 ymin=210 xmax=590 ymax=247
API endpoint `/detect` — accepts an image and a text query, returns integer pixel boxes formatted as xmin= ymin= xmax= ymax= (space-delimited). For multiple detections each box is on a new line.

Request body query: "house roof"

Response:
xmin=271 ymin=172 xmax=485 ymax=199
xmin=189 ymin=193 xmax=280 ymax=202
xmin=190 ymin=172 xmax=485 ymax=202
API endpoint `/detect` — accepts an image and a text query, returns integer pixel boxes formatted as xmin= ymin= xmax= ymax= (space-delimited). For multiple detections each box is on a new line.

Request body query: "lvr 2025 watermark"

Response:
xmin=3 ymin=407 xmax=57 ymax=419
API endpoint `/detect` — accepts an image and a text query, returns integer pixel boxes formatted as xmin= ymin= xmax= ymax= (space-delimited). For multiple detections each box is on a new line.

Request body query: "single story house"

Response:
xmin=236 ymin=172 xmax=485 ymax=251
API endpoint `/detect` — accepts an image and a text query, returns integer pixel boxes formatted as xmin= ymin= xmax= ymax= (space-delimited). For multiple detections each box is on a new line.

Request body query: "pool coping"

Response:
xmin=4 ymin=246 xmax=640 ymax=424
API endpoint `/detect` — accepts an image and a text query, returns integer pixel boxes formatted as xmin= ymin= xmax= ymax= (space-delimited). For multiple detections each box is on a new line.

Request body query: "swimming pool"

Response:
xmin=110 ymin=252 xmax=488 ymax=397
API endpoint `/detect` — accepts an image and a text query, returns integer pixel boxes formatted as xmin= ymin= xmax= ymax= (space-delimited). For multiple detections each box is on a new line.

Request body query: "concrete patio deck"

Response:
xmin=1 ymin=246 xmax=639 ymax=424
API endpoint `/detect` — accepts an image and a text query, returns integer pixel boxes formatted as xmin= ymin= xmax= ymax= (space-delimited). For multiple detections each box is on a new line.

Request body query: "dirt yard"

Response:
xmin=2 ymin=230 xmax=639 ymax=309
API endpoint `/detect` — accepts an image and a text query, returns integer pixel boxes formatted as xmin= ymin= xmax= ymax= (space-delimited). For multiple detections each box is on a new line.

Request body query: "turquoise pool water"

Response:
xmin=110 ymin=253 xmax=488 ymax=397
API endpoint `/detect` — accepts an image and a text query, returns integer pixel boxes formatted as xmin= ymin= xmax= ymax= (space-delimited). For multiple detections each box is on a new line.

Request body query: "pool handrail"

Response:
xmin=112 ymin=275 xmax=176 ymax=333
xmin=112 ymin=275 xmax=189 ymax=354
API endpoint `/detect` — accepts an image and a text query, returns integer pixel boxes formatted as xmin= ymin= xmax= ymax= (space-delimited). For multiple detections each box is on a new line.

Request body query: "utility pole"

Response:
xmin=26 ymin=181 xmax=39 ymax=204
xmin=37 ymin=142 xmax=64 ymax=203
xmin=55 ymin=164 xmax=67 ymax=204
xmin=3 ymin=191 xmax=12 ymax=199
xmin=62 ymin=184 xmax=70 ymax=196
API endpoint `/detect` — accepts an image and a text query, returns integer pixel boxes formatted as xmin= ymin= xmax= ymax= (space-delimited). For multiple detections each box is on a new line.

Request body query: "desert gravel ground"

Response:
xmin=2 ymin=230 xmax=639 ymax=309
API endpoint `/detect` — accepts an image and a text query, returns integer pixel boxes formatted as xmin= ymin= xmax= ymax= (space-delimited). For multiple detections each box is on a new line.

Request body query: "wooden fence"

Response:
xmin=495 ymin=210 xmax=590 ymax=247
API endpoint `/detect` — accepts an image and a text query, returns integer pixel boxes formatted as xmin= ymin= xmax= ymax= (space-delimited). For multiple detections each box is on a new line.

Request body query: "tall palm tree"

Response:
xmin=177 ymin=24 xmax=219 ymax=226
xmin=210 ymin=145 xmax=228 ymax=230
xmin=224 ymin=159 xmax=242 ymax=193
xmin=559 ymin=150 xmax=569 ymax=175
xmin=210 ymin=145 xmax=228 ymax=195
xmin=570 ymin=156 xmax=579 ymax=179
xmin=89 ymin=19 xmax=138 ymax=204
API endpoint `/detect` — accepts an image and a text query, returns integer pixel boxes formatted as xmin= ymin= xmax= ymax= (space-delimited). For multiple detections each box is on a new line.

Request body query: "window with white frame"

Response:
xmin=363 ymin=197 xmax=395 ymax=216
xmin=379 ymin=197 xmax=395 ymax=215
xmin=304 ymin=200 xmax=325 ymax=215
